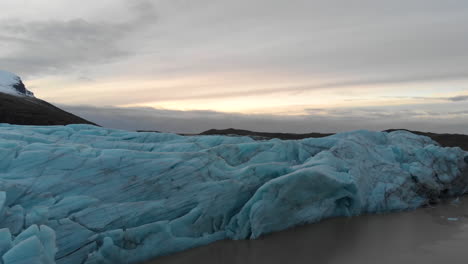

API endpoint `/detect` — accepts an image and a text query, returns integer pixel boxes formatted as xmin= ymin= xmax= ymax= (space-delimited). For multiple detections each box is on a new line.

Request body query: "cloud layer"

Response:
xmin=1 ymin=0 xmax=468 ymax=131
xmin=0 ymin=0 xmax=156 ymax=76
xmin=62 ymin=102 xmax=468 ymax=134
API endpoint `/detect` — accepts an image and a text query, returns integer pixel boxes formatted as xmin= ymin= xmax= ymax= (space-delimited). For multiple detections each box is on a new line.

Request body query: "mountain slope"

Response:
xmin=0 ymin=70 xmax=97 ymax=126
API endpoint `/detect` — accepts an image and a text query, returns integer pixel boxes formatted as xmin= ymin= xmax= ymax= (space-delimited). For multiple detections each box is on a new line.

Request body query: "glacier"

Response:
xmin=0 ymin=124 xmax=466 ymax=263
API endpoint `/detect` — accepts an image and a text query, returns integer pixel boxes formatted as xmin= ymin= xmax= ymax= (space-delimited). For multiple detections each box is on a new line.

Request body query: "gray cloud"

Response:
xmin=2 ymin=0 xmax=468 ymax=116
xmin=0 ymin=19 xmax=127 ymax=76
xmin=125 ymin=73 xmax=468 ymax=103
xmin=4 ymin=0 xmax=468 ymax=83
xmin=448 ymin=95 xmax=468 ymax=102
xmin=375 ymin=94 xmax=468 ymax=104
xmin=125 ymin=0 xmax=468 ymax=83
xmin=0 ymin=0 xmax=157 ymax=77
xmin=61 ymin=103 xmax=468 ymax=135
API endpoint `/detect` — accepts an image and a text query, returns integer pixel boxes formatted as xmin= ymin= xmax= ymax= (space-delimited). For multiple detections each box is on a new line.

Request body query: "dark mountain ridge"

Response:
xmin=0 ymin=92 xmax=97 ymax=126
xmin=0 ymin=70 xmax=97 ymax=126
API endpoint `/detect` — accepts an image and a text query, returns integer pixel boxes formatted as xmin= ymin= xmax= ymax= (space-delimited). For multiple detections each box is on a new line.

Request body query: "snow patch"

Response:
xmin=0 ymin=70 xmax=34 ymax=97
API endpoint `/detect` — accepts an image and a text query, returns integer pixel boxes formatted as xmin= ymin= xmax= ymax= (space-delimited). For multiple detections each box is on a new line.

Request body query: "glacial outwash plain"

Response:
xmin=0 ymin=124 xmax=466 ymax=263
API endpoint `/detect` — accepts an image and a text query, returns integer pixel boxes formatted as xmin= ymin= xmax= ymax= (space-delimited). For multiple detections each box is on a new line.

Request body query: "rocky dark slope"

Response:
xmin=0 ymin=92 xmax=97 ymax=126
xmin=0 ymin=70 xmax=96 ymax=126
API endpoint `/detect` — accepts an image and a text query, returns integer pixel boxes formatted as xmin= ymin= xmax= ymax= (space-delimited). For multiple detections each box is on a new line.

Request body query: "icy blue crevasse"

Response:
xmin=0 ymin=124 xmax=466 ymax=263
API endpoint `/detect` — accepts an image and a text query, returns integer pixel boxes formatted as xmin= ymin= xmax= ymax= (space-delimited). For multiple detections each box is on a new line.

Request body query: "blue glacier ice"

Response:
xmin=0 ymin=124 xmax=466 ymax=263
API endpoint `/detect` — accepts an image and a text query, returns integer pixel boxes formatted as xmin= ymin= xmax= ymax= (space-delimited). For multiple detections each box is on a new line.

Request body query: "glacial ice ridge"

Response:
xmin=0 ymin=124 xmax=466 ymax=263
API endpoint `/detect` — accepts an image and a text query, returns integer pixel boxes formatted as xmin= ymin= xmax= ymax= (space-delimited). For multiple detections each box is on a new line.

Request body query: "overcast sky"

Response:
xmin=1 ymin=0 xmax=468 ymax=133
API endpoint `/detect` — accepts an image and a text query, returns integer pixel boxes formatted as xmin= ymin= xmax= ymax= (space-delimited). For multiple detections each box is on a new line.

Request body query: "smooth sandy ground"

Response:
xmin=146 ymin=196 xmax=468 ymax=264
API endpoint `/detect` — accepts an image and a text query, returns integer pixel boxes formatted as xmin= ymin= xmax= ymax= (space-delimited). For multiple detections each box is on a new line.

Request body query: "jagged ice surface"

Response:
xmin=0 ymin=124 xmax=466 ymax=263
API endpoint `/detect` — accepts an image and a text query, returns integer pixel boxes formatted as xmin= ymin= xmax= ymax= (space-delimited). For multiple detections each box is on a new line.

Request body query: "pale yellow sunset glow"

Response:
xmin=29 ymin=73 xmax=468 ymax=116
xmin=2 ymin=0 xmax=468 ymax=133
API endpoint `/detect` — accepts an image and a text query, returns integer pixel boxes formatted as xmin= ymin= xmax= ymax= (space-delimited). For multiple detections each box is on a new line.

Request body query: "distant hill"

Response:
xmin=200 ymin=128 xmax=468 ymax=151
xmin=0 ymin=70 xmax=97 ymax=126
xmin=200 ymin=128 xmax=333 ymax=140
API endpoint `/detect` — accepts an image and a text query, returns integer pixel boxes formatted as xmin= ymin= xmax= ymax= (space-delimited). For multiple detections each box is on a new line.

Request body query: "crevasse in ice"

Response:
xmin=0 ymin=124 xmax=466 ymax=263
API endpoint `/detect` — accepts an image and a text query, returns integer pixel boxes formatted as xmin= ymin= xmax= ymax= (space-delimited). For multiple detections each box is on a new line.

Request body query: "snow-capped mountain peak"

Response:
xmin=0 ymin=70 xmax=34 ymax=97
